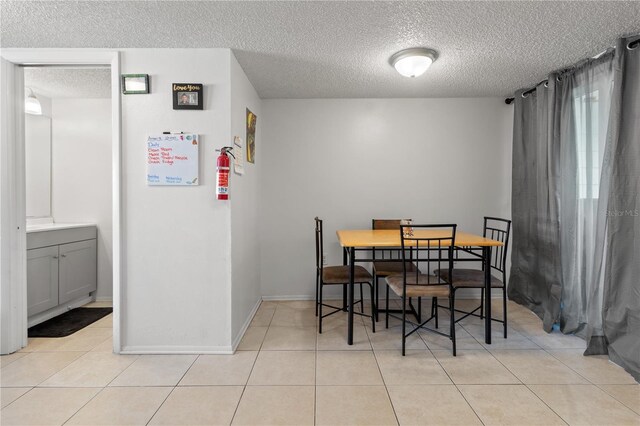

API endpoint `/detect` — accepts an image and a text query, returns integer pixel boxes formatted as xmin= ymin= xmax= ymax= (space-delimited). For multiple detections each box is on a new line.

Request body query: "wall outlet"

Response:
xmin=322 ymin=254 xmax=327 ymax=265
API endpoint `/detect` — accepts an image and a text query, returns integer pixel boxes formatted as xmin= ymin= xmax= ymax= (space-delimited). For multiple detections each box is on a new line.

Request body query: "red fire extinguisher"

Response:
xmin=216 ymin=147 xmax=234 ymax=200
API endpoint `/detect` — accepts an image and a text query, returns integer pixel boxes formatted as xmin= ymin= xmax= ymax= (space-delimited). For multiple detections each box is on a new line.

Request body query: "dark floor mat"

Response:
xmin=28 ymin=307 xmax=112 ymax=338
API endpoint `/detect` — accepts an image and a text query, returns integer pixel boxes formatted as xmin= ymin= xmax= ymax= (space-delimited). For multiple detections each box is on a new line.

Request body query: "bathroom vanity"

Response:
xmin=27 ymin=223 xmax=97 ymax=322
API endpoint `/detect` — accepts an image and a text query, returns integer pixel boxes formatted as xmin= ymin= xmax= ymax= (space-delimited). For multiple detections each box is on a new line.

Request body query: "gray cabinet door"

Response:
xmin=58 ymin=239 xmax=97 ymax=305
xmin=27 ymin=246 xmax=59 ymax=316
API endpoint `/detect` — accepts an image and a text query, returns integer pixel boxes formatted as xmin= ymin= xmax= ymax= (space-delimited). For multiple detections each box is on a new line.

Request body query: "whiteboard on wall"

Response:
xmin=147 ymin=134 xmax=199 ymax=186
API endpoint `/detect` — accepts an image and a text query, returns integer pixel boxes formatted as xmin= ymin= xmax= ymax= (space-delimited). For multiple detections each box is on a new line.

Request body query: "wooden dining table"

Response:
xmin=336 ymin=229 xmax=504 ymax=345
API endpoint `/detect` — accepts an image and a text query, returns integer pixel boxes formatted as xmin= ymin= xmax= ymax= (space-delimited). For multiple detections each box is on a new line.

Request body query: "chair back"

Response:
xmin=315 ymin=217 xmax=324 ymax=273
xmin=372 ymin=219 xmax=409 ymax=230
xmin=372 ymin=219 xmax=411 ymax=261
xmin=399 ymin=224 xmax=457 ymax=286
xmin=483 ymin=217 xmax=511 ymax=278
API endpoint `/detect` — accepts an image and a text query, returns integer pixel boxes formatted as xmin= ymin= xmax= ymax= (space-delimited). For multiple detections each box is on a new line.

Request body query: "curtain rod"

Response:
xmin=505 ymin=80 xmax=546 ymax=105
xmin=504 ymin=37 xmax=640 ymax=105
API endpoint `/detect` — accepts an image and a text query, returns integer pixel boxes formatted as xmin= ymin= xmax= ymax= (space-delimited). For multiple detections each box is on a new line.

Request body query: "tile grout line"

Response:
xmin=368 ymin=338 xmax=400 ymax=426
xmin=542 ymin=347 xmax=599 ymax=383
xmin=469 ymin=330 xmax=572 ymax=426
xmin=519 ymin=382 xmax=574 ymax=426
xmin=230 ymin=300 xmax=272 ymax=425
xmin=418 ymin=318 xmax=487 ymax=426
xmin=594 ymin=384 xmax=640 ymax=416
xmin=7 ymin=300 xmax=637 ymax=425
xmin=0 ymin=354 xmax=28 ymax=369
xmin=458 ymin=314 xmax=545 ymax=353
xmin=17 ymin=350 xmax=86 ymax=389
xmin=144 ymin=354 xmax=200 ymax=425
xmin=102 ymin=352 xmax=142 ymax=388
xmin=431 ymin=300 xmax=583 ymax=423
xmin=34 ymin=349 xmax=96 ymax=389
xmin=0 ymin=387 xmax=35 ymax=411
xmin=31 ymin=323 xmax=118 ymax=425
xmin=60 ymin=385 xmax=106 ymax=425
xmin=144 ymin=386 xmax=177 ymax=426
xmin=375 ymin=299 xmax=502 ymax=425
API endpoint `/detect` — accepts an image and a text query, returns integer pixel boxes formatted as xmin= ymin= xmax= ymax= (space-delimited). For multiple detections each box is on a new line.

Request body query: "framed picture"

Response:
xmin=246 ymin=108 xmax=257 ymax=164
xmin=122 ymin=74 xmax=150 ymax=94
xmin=173 ymin=83 xmax=203 ymax=110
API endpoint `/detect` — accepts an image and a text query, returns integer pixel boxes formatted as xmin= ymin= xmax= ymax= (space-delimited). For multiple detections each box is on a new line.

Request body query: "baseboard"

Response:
xmin=231 ymin=298 xmax=262 ymax=352
xmin=262 ymin=295 xmax=314 ymax=301
xmin=27 ymin=295 xmax=94 ymax=328
xmin=261 ymin=292 xmax=501 ymax=301
xmin=94 ymin=296 xmax=113 ymax=302
xmin=120 ymin=298 xmax=262 ymax=355
xmin=120 ymin=346 xmax=234 ymax=355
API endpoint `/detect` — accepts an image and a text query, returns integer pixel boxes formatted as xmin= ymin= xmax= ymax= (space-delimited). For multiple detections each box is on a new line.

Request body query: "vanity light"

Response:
xmin=389 ymin=48 xmax=438 ymax=78
xmin=25 ymin=88 xmax=42 ymax=115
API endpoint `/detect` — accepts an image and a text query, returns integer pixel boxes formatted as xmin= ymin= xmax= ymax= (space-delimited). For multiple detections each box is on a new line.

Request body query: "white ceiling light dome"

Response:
xmin=25 ymin=88 xmax=42 ymax=115
xmin=390 ymin=48 xmax=438 ymax=78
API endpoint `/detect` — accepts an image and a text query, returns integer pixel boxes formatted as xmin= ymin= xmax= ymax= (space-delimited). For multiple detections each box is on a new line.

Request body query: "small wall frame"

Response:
xmin=173 ymin=83 xmax=204 ymax=110
xmin=121 ymin=74 xmax=150 ymax=94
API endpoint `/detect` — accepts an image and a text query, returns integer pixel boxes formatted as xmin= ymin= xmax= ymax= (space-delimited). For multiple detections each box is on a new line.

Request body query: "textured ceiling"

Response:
xmin=23 ymin=68 xmax=111 ymax=99
xmin=3 ymin=1 xmax=640 ymax=99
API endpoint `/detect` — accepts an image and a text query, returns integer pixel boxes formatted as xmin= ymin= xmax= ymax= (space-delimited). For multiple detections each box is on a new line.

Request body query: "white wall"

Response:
xmin=51 ymin=98 xmax=112 ymax=300
xmin=229 ymin=53 xmax=262 ymax=345
xmin=120 ymin=49 xmax=233 ymax=352
xmin=260 ymin=98 xmax=513 ymax=298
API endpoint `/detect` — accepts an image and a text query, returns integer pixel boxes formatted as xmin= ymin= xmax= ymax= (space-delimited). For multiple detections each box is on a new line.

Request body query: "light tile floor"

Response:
xmin=1 ymin=299 xmax=639 ymax=425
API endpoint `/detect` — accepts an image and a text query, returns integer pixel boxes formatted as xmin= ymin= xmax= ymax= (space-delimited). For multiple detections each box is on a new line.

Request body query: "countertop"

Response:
xmin=26 ymin=222 xmax=96 ymax=233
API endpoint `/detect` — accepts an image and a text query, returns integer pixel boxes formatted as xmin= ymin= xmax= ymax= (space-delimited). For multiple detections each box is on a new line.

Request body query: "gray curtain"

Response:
xmin=509 ymin=77 xmax=563 ymax=333
xmin=510 ymin=36 xmax=640 ymax=381
xmin=601 ymin=36 xmax=640 ymax=382
xmin=558 ymin=52 xmax=614 ymax=354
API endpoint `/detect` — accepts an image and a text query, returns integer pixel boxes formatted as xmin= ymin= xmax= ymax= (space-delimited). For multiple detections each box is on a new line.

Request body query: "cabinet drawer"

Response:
xmin=27 ymin=246 xmax=59 ymax=316
xmin=58 ymin=239 xmax=97 ymax=305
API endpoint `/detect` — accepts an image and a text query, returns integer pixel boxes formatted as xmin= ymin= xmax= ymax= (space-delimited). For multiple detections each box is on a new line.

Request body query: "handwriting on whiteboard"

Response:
xmin=146 ymin=134 xmax=199 ymax=186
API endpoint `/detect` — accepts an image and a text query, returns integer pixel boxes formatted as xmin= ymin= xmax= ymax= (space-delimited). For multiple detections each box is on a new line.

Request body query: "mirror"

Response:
xmin=24 ymin=66 xmax=111 ymax=222
xmin=25 ymin=114 xmax=52 ymax=218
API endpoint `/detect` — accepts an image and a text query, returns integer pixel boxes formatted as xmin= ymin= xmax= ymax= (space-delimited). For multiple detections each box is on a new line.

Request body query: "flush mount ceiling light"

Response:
xmin=389 ymin=48 xmax=438 ymax=78
xmin=25 ymin=88 xmax=42 ymax=115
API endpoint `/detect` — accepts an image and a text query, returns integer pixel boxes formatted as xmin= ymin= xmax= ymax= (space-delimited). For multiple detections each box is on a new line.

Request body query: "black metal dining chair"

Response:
xmin=371 ymin=219 xmax=421 ymax=322
xmin=315 ymin=217 xmax=375 ymax=333
xmin=385 ymin=224 xmax=457 ymax=356
xmin=435 ymin=217 xmax=511 ymax=338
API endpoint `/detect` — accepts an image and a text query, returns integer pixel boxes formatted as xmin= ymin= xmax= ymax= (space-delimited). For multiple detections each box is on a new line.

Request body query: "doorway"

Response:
xmin=24 ymin=65 xmax=114 ymax=346
xmin=0 ymin=50 xmax=122 ymax=354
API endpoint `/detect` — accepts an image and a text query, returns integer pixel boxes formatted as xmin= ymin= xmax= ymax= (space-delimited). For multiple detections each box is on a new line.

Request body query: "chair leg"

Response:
xmin=374 ymin=275 xmax=379 ymax=322
xmin=385 ymin=284 xmax=390 ymax=329
xmin=402 ymin=294 xmax=406 ymax=356
xmin=342 ymin=284 xmax=347 ymax=311
xmin=503 ymin=287 xmax=507 ymax=338
xmin=450 ymin=291 xmax=457 ymax=356
xmin=480 ymin=288 xmax=484 ymax=320
xmin=315 ymin=272 xmax=320 ymax=317
xmin=318 ymin=282 xmax=324 ymax=334
xmin=359 ymin=283 xmax=364 ymax=313
xmin=369 ymin=283 xmax=375 ymax=333
xmin=434 ymin=297 xmax=438 ymax=329
xmin=417 ymin=297 xmax=422 ymax=323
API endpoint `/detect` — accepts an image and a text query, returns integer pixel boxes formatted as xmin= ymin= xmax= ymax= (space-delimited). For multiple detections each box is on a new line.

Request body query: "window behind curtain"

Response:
xmin=561 ymin=60 xmax=614 ymax=336
xmin=574 ymin=91 xmax=600 ymax=199
xmin=573 ymin=79 xmax=612 ymax=200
